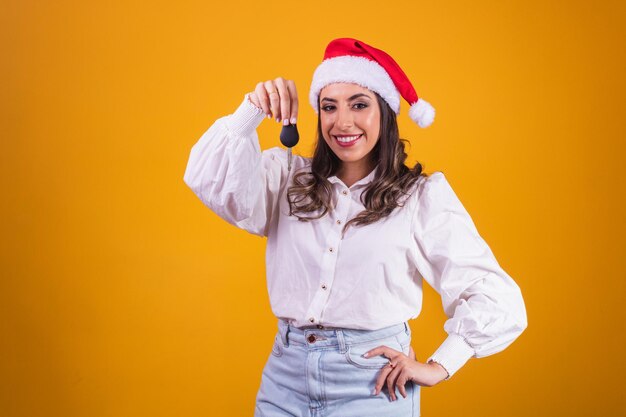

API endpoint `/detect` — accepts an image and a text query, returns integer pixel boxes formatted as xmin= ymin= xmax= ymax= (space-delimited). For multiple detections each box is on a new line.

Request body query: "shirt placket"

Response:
xmin=303 ymin=185 xmax=352 ymax=327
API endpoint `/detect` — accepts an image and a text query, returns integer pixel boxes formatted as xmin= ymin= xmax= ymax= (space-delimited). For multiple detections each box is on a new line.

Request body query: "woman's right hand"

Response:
xmin=249 ymin=77 xmax=299 ymax=126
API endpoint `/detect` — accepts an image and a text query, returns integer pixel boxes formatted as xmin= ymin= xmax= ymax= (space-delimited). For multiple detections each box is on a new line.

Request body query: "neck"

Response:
xmin=337 ymin=158 xmax=376 ymax=188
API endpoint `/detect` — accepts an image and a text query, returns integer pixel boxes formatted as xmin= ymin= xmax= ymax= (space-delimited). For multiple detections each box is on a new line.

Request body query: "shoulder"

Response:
xmin=414 ymin=171 xmax=448 ymax=199
xmin=411 ymin=170 xmax=462 ymax=214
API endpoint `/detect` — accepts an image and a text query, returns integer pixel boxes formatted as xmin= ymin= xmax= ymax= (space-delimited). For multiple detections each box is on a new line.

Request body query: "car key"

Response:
xmin=279 ymin=123 xmax=299 ymax=171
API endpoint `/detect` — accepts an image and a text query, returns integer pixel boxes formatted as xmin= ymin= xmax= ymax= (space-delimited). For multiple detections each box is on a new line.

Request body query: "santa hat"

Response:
xmin=309 ymin=38 xmax=435 ymax=128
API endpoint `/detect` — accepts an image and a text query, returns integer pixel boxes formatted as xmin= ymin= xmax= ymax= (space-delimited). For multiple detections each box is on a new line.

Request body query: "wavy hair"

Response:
xmin=286 ymin=92 xmax=427 ymax=236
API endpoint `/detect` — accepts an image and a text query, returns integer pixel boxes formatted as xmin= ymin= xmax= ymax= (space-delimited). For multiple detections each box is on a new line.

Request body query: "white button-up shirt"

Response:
xmin=183 ymin=94 xmax=528 ymax=378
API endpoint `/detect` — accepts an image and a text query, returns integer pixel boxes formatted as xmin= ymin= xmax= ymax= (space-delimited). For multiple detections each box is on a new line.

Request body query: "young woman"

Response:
xmin=184 ymin=38 xmax=527 ymax=417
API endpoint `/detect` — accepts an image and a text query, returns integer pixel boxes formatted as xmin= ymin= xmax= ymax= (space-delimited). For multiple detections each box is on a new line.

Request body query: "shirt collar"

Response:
xmin=327 ymin=165 xmax=379 ymax=189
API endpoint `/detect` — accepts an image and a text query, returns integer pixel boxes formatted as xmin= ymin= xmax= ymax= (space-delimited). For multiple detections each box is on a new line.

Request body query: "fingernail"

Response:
xmin=267 ymin=114 xmax=271 ymax=119
xmin=290 ymin=117 xmax=297 ymax=125
xmin=282 ymin=119 xmax=289 ymax=126
xmin=371 ymin=389 xmax=377 ymax=396
xmin=362 ymin=352 xmax=369 ymax=358
xmin=276 ymin=117 xmax=280 ymax=122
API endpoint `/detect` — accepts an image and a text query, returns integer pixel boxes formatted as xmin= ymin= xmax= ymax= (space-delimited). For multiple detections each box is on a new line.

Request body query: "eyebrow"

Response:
xmin=320 ymin=93 xmax=372 ymax=103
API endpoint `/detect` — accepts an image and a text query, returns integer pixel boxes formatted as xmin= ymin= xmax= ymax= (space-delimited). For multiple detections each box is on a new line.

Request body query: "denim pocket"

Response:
xmin=395 ymin=329 xmax=412 ymax=355
xmin=344 ymin=334 xmax=404 ymax=369
xmin=271 ymin=334 xmax=283 ymax=357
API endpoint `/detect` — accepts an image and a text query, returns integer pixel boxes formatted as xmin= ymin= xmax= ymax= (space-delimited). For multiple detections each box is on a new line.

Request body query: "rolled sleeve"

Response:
xmin=226 ymin=93 xmax=266 ymax=136
xmin=427 ymin=334 xmax=475 ymax=380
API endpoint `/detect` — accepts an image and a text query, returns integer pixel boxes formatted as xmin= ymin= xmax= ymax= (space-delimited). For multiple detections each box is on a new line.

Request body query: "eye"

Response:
xmin=321 ymin=105 xmax=336 ymax=112
xmin=353 ymin=102 xmax=368 ymax=109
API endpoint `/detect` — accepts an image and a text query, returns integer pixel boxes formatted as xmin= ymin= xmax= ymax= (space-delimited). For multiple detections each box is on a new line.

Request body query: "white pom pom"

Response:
xmin=409 ymin=99 xmax=435 ymax=128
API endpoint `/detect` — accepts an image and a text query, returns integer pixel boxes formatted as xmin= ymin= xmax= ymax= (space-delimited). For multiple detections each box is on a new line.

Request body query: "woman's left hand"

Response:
xmin=364 ymin=346 xmax=449 ymax=401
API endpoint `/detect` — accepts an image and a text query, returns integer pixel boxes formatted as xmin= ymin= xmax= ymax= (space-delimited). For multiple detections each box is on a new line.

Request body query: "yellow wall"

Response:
xmin=2 ymin=0 xmax=625 ymax=416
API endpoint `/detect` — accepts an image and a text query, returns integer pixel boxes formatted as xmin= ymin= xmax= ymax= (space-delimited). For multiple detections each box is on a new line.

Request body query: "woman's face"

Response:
xmin=319 ymin=83 xmax=381 ymax=169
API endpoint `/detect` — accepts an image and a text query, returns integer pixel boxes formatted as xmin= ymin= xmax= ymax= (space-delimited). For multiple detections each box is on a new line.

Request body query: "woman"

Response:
xmin=184 ymin=38 xmax=527 ymax=416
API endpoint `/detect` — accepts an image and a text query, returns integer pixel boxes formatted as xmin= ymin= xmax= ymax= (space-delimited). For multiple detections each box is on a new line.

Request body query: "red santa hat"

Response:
xmin=309 ymin=38 xmax=435 ymax=128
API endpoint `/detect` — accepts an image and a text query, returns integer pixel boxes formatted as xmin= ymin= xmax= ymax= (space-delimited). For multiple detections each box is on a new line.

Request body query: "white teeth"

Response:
xmin=335 ymin=134 xmax=361 ymax=143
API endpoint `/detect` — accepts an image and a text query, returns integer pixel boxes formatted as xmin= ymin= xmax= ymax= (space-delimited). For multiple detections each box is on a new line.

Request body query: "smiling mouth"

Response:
xmin=333 ymin=134 xmax=363 ymax=145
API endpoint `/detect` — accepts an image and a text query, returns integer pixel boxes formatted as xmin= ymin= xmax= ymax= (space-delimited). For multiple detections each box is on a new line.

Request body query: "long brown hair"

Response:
xmin=287 ymin=92 xmax=427 ymax=235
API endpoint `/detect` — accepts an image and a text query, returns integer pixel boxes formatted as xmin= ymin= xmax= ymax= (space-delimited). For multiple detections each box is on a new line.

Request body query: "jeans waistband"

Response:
xmin=277 ymin=320 xmax=410 ymax=352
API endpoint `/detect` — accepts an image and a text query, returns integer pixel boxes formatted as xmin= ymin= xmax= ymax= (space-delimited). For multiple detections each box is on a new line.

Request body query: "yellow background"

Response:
xmin=2 ymin=0 xmax=625 ymax=416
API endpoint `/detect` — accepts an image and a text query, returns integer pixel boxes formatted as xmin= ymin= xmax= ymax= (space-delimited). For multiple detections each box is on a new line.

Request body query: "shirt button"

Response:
xmin=309 ymin=317 xmax=315 ymax=323
xmin=317 ymin=324 xmax=324 ymax=329
xmin=342 ymin=190 xmax=348 ymax=196
xmin=336 ymin=219 xmax=341 ymax=225
xmin=329 ymin=247 xmax=334 ymax=253
xmin=321 ymin=284 xmax=327 ymax=290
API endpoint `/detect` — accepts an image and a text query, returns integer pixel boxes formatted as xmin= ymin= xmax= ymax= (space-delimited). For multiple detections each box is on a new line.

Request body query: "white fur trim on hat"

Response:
xmin=409 ymin=98 xmax=435 ymax=128
xmin=309 ymin=56 xmax=401 ymax=113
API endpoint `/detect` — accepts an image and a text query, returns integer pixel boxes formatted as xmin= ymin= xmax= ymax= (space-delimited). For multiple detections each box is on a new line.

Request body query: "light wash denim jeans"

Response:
xmin=254 ymin=320 xmax=420 ymax=417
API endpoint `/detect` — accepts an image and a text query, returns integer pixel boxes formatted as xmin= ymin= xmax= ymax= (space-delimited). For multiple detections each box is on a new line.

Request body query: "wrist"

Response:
xmin=246 ymin=92 xmax=263 ymax=112
xmin=427 ymin=359 xmax=450 ymax=383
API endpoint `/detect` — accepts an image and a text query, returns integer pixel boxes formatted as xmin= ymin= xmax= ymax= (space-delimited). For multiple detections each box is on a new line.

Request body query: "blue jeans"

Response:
xmin=254 ymin=320 xmax=420 ymax=417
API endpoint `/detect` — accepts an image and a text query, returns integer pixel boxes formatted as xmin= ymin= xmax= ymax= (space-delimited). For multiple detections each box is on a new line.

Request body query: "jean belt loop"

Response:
xmin=336 ymin=329 xmax=347 ymax=354
xmin=279 ymin=320 xmax=290 ymax=347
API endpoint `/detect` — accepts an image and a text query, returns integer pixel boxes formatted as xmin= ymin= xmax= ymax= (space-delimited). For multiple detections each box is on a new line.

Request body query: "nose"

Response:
xmin=336 ymin=106 xmax=354 ymax=129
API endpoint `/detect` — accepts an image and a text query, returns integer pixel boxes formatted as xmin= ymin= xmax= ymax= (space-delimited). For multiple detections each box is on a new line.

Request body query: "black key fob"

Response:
xmin=280 ymin=124 xmax=299 ymax=148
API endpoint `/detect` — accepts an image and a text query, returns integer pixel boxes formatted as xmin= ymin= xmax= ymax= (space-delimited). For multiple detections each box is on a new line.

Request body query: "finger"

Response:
xmin=365 ymin=346 xmax=400 ymax=360
xmin=264 ymin=80 xmax=280 ymax=121
xmin=374 ymin=365 xmax=394 ymax=396
xmin=386 ymin=365 xmax=402 ymax=401
xmin=397 ymin=372 xmax=409 ymax=398
xmin=409 ymin=346 xmax=416 ymax=360
xmin=255 ymin=82 xmax=271 ymax=117
xmin=249 ymin=92 xmax=261 ymax=110
xmin=274 ymin=77 xmax=291 ymax=125
xmin=248 ymin=92 xmax=258 ymax=105
xmin=286 ymin=79 xmax=299 ymax=124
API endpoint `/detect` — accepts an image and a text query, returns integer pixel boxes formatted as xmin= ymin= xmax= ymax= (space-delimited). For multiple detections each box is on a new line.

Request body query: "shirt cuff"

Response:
xmin=225 ymin=93 xmax=266 ymax=137
xmin=427 ymin=334 xmax=476 ymax=380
